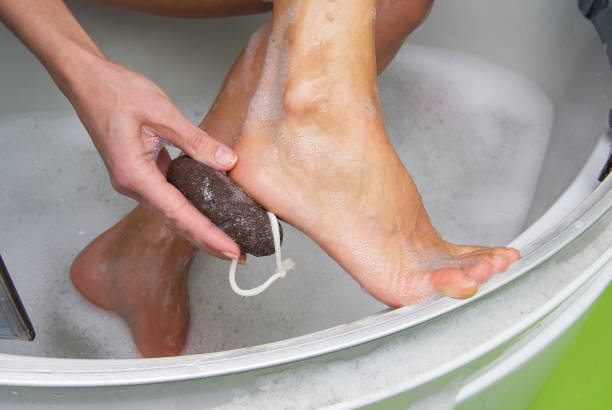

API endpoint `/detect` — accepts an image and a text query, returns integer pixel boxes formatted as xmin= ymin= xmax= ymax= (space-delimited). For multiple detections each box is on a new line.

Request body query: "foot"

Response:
xmin=70 ymin=206 xmax=196 ymax=357
xmin=68 ymin=0 xmax=445 ymax=355
xmin=230 ymin=0 xmax=519 ymax=306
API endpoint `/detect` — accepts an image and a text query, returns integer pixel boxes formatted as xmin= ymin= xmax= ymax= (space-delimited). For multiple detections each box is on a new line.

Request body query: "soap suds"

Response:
xmin=0 ymin=44 xmax=553 ymax=358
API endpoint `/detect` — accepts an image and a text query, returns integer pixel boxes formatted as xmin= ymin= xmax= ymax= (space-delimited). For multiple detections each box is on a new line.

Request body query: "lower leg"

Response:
xmin=86 ymin=0 xmax=272 ymax=18
xmin=70 ymin=0 xmax=460 ymax=356
xmin=70 ymin=206 xmax=195 ymax=357
xmin=200 ymin=0 xmax=434 ymax=143
xmin=229 ymin=0 xmax=519 ymax=305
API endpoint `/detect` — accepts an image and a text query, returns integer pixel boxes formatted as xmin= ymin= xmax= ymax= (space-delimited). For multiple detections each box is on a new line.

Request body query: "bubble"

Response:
xmin=0 ymin=43 xmax=553 ymax=361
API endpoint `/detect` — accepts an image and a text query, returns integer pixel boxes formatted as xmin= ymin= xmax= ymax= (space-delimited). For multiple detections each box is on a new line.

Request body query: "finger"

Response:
xmin=184 ymin=236 xmax=233 ymax=261
xmin=105 ymin=121 xmax=240 ymax=260
xmin=149 ymin=106 xmax=237 ymax=171
xmin=131 ymin=163 xmax=241 ymax=259
xmin=136 ymin=203 xmax=231 ymax=261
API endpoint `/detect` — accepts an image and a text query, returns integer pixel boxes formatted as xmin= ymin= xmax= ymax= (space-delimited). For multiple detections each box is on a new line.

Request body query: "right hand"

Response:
xmin=67 ymin=55 xmax=242 ymax=260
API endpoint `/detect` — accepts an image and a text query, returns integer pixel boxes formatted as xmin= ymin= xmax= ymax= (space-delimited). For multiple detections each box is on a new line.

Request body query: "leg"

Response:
xmin=71 ymin=0 xmax=496 ymax=357
xmin=87 ymin=0 xmax=273 ymax=18
xmin=70 ymin=19 xmax=269 ymax=357
xmin=201 ymin=0 xmax=435 ymax=143
xmin=70 ymin=207 xmax=195 ymax=356
xmin=230 ymin=0 xmax=519 ymax=306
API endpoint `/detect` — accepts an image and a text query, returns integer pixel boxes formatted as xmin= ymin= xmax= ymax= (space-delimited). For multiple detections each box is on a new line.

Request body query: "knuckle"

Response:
xmin=185 ymin=129 xmax=211 ymax=155
xmin=110 ymin=173 xmax=132 ymax=195
xmin=109 ymin=164 xmax=138 ymax=195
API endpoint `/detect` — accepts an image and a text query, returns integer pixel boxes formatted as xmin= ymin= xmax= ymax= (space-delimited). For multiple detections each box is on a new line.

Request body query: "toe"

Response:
xmin=469 ymin=253 xmax=509 ymax=274
xmin=490 ymin=253 xmax=510 ymax=272
xmin=431 ymin=268 xmax=478 ymax=299
xmin=462 ymin=259 xmax=494 ymax=283
xmin=455 ymin=246 xmax=518 ymax=276
xmin=492 ymin=247 xmax=521 ymax=263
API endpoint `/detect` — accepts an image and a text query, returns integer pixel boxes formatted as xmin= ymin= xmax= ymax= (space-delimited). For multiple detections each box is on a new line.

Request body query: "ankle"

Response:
xmin=129 ymin=207 xmax=196 ymax=254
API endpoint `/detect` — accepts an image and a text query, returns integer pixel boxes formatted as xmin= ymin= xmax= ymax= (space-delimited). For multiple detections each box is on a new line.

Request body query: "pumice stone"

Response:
xmin=167 ymin=156 xmax=282 ymax=256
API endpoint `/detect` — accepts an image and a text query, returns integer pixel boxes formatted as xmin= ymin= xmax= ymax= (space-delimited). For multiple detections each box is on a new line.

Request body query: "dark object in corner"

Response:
xmin=579 ymin=0 xmax=612 ymax=67
xmin=0 ymin=254 xmax=35 ymax=341
xmin=167 ymin=156 xmax=282 ymax=257
xmin=578 ymin=1 xmax=612 ymax=181
xmin=599 ymin=149 xmax=612 ymax=181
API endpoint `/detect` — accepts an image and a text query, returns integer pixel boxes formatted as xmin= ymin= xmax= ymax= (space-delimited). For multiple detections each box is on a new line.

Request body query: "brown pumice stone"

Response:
xmin=167 ymin=156 xmax=282 ymax=257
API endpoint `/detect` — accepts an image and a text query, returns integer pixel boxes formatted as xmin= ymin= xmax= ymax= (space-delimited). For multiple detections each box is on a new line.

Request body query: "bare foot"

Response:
xmin=70 ymin=207 xmax=196 ymax=357
xmin=230 ymin=0 xmax=520 ymax=306
xmin=69 ymin=0 xmax=499 ymax=358
xmin=66 ymin=21 xmax=268 ymax=358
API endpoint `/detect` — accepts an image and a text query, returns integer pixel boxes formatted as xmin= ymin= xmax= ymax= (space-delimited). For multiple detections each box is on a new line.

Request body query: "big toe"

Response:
xmin=431 ymin=268 xmax=478 ymax=299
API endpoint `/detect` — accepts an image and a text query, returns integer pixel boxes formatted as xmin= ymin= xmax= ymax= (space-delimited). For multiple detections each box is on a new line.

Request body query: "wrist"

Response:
xmin=48 ymin=41 xmax=109 ymax=102
xmin=0 ymin=0 xmax=107 ymax=100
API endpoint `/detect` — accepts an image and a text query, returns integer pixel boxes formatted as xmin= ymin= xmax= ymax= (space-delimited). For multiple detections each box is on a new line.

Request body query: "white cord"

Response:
xmin=229 ymin=212 xmax=295 ymax=297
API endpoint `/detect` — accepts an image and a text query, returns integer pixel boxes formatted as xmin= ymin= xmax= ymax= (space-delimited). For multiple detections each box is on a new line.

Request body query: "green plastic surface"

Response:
xmin=528 ymin=283 xmax=612 ymax=410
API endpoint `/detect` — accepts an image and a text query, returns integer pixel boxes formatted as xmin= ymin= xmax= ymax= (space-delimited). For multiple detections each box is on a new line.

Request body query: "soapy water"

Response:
xmin=140 ymin=124 xmax=172 ymax=161
xmin=0 ymin=44 xmax=552 ymax=358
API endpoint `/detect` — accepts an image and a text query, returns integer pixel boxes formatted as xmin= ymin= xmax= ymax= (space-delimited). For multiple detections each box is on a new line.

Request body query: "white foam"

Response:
xmin=0 ymin=44 xmax=552 ymax=358
xmin=380 ymin=44 xmax=553 ymax=246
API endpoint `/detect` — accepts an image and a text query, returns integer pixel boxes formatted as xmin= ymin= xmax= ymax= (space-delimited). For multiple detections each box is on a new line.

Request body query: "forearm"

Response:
xmin=0 ymin=0 xmax=106 ymax=98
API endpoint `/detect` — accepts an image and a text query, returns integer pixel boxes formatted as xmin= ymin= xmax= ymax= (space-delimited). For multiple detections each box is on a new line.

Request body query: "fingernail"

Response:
xmin=215 ymin=146 xmax=237 ymax=167
xmin=222 ymin=251 xmax=239 ymax=260
xmin=238 ymin=254 xmax=247 ymax=265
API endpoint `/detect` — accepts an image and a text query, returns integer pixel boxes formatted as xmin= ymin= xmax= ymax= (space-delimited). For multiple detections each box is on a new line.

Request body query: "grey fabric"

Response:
xmin=578 ymin=0 xmax=596 ymax=16
xmin=578 ymin=0 xmax=612 ymax=66
xmin=579 ymin=1 xmax=612 ymax=179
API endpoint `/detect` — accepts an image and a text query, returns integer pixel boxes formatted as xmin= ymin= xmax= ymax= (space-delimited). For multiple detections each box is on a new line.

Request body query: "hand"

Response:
xmin=0 ymin=0 xmax=240 ymax=259
xmin=67 ymin=55 xmax=241 ymax=260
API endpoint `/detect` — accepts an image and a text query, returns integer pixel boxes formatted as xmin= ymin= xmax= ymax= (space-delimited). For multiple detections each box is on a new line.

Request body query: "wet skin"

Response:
xmin=71 ymin=0 xmax=518 ymax=357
